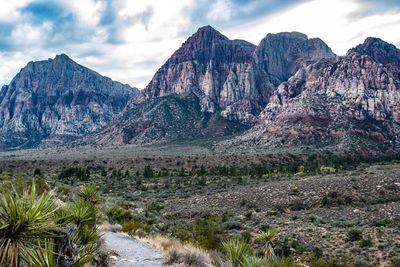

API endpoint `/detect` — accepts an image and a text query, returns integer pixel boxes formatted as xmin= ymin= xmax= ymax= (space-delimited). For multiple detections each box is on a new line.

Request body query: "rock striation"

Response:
xmin=235 ymin=38 xmax=400 ymax=154
xmin=96 ymin=27 xmax=336 ymax=146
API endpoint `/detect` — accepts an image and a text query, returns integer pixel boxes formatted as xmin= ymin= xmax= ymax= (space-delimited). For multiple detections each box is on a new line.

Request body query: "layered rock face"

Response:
xmin=139 ymin=27 xmax=335 ymax=124
xmin=237 ymin=38 xmax=400 ymax=153
xmin=93 ymin=27 xmax=337 ymax=145
xmin=349 ymin=37 xmax=400 ymax=69
xmin=254 ymin=32 xmax=336 ymax=85
xmin=0 ymin=54 xmax=138 ymax=149
xmin=141 ymin=25 xmax=263 ymax=123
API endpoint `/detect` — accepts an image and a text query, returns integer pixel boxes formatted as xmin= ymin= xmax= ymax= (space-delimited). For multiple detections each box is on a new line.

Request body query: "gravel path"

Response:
xmin=102 ymin=232 xmax=168 ymax=267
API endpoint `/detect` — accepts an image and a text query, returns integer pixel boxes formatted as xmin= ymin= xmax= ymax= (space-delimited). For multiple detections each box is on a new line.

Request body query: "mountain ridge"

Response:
xmin=0 ymin=26 xmax=399 ymax=156
xmin=0 ymin=54 xmax=138 ymax=149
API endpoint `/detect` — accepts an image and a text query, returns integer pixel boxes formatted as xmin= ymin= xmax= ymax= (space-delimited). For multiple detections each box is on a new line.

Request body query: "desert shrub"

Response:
xmin=289 ymin=202 xmax=307 ymax=211
xmin=346 ymin=228 xmax=363 ymax=242
xmin=275 ymin=237 xmax=305 ymax=257
xmin=226 ymin=220 xmax=243 ymax=230
xmin=143 ymin=165 xmax=154 ymax=178
xmin=122 ymin=220 xmax=141 ymax=235
xmin=268 ymin=256 xmax=300 ymax=267
xmin=192 ymin=216 xmax=226 ymax=250
xmin=105 ymin=206 xmax=134 ymax=224
xmin=57 ymin=185 xmax=70 ymax=196
xmin=359 ymin=235 xmax=373 ymax=247
xmin=391 ymin=257 xmax=400 ymax=267
xmin=58 ymin=166 xmax=90 ymax=182
xmin=33 ymin=168 xmax=42 ymax=176
xmin=257 ymin=229 xmax=278 ymax=260
xmin=164 ymin=245 xmax=212 ymax=267
xmin=373 ymin=218 xmax=393 ymax=227
xmin=320 ymin=165 xmax=336 ymax=174
xmin=146 ymin=201 xmax=163 ymax=212
xmin=241 ymin=255 xmax=266 ymax=267
xmin=295 ymin=165 xmax=305 ymax=176
xmin=240 ymin=230 xmax=252 ymax=243
xmin=223 ymin=238 xmax=253 ymax=267
xmin=309 ymin=257 xmax=334 ymax=267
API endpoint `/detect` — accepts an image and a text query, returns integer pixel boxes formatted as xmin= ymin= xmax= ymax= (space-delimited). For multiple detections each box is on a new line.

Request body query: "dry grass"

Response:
xmin=139 ymin=234 xmax=226 ymax=267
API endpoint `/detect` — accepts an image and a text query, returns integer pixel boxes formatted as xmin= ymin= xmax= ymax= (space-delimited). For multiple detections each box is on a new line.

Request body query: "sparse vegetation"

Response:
xmin=0 ymin=151 xmax=399 ymax=266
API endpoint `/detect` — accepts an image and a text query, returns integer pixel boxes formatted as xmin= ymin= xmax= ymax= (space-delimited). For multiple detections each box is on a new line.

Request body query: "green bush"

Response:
xmin=106 ymin=206 xmax=134 ymax=224
xmin=346 ymin=228 xmax=363 ymax=242
xmin=191 ymin=216 xmax=226 ymax=250
xmin=122 ymin=220 xmax=141 ymax=235
xmin=145 ymin=201 xmax=163 ymax=212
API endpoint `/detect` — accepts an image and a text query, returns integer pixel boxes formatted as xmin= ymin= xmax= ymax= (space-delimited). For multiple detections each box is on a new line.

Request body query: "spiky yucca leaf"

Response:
xmin=222 ymin=238 xmax=253 ymax=267
xmin=256 ymin=229 xmax=278 ymax=261
xmin=73 ymin=242 xmax=98 ymax=267
xmin=23 ymin=239 xmax=56 ymax=267
xmin=256 ymin=229 xmax=277 ymax=245
xmin=241 ymin=256 xmax=267 ymax=267
xmin=72 ymin=225 xmax=101 ymax=246
xmin=0 ymin=182 xmax=58 ymax=266
xmin=78 ymin=183 xmax=100 ymax=205
xmin=64 ymin=200 xmax=97 ymax=227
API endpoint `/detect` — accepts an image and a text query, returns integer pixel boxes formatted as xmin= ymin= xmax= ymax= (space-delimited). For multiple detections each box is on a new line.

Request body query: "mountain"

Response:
xmin=254 ymin=32 xmax=336 ymax=85
xmin=89 ymin=92 xmax=247 ymax=146
xmin=233 ymin=38 xmax=400 ymax=155
xmin=91 ymin=26 xmax=335 ymax=146
xmin=349 ymin=37 xmax=400 ymax=69
xmin=0 ymin=54 xmax=138 ymax=149
xmin=141 ymin=25 xmax=264 ymax=124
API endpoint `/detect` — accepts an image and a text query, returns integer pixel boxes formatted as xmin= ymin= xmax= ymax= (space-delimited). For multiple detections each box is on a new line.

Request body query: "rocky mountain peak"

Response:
xmin=255 ymin=31 xmax=336 ymax=84
xmin=166 ymin=25 xmax=254 ymax=66
xmin=232 ymin=37 xmax=400 ymax=153
xmin=348 ymin=37 xmax=400 ymax=68
xmin=141 ymin=25 xmax=260 ymax=123
xmin=54 ymin=53 xmax=71 ymax=61
xmin=272 ymin=31 xmax=309 ymax=40
xmin=0 ymin=54 xmax=138 ymax=149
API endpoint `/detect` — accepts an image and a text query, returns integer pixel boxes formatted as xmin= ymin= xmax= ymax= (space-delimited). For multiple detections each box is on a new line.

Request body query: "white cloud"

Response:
xmin=0 ymin=0 xmax=29 ymax=21
xmin=207 ymin=0 xmax=233 ymax=22
xmin=223 ymin=0 xmax=400 ymax=55
xmin=0 ymin=0 xmax=399 ymax=89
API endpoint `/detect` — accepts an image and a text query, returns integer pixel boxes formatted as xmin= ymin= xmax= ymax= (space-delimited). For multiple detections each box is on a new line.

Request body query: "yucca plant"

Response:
xmin=72 ymin=225 xmax=100 ymax=246
xmin=73 ymin=242 xmax=98 ymax=267
xmin=78 ymin=183 xmax=100 ymax=205
xmin=256 ymin=229 xmax=278 ymax=262
xmin=0 ymin=182 xmax=58 ymax=266
xmin=24 ymin=239 xmax=56 ymax=267
xmin=64 ymin=199 xmax=97 ymax=227
xmin=223 ymin=238 xmax=253 ymax=267
xmin=241 ymin=256 xmax=266 ymax=267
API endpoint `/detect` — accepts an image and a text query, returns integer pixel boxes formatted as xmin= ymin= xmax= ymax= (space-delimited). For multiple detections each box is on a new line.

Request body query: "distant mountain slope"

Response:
xmin=92 ymin=26 xmax=335 ymax=146
xmin=232 ymin=38 xmax=400 ymax=155
xmin=89 ymin=93 xmax=247 ymax=146
xmin=0 ymin=54 xmax=138 ymax=149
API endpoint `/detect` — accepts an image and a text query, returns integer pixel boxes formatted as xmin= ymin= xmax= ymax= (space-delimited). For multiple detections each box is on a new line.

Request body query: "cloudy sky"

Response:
xmin=0 ymin=0 xmax=399 ymax=89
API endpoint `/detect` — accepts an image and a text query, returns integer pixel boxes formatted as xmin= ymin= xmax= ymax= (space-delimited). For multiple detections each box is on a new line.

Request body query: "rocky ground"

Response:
xmin=162 ymin=163 xmax=400 ymax=265
xmin=1 ymin=145 xmax=399 ymax=265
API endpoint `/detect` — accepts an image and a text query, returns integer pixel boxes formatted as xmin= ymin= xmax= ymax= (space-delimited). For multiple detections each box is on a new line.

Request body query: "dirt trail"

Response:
xmin=102 ymin=232 xmax=168 ymax=267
